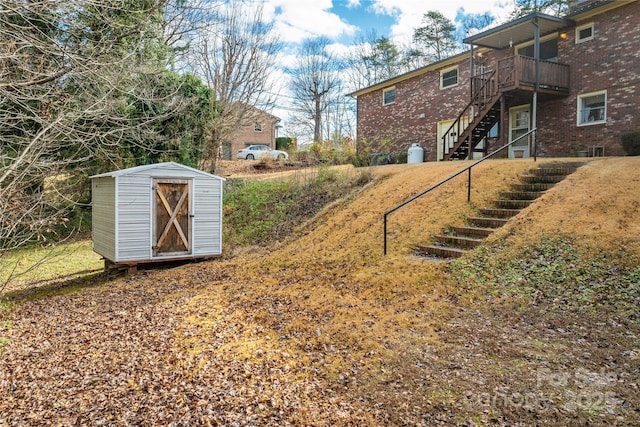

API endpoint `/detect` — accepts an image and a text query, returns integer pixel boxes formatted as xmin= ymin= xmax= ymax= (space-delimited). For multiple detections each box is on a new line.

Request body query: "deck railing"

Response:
xmin=498 ymin=55 xmax=570 ymax=91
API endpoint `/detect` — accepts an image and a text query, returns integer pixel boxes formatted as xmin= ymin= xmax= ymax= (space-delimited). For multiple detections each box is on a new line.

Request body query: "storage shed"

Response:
xmin=90 ymin=162 xmax=225 ymax=265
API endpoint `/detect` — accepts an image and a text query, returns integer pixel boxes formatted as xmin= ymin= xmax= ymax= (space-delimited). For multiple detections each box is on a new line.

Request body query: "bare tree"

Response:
xmin=288 ymin=37 xmax=341 ymax=145
xmin=189 ymin=0 xmax=281 ymax=169
xmin=0 ymin=0 xmax=198 ymax=287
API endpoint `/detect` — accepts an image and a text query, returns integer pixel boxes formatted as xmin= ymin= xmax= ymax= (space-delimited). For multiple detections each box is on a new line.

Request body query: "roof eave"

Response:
xmin=347 ymin=50 xmax=471 ymax=98
xmin=463 ymin=12 xmax=574 ymax=49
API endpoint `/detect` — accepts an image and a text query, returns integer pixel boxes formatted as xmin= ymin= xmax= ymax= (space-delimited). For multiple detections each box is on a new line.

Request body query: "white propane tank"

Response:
xmin=407 ymin=143 xmax=424 ymax=164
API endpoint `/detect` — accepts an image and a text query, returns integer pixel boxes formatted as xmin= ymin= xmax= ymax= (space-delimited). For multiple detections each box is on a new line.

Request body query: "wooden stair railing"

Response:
xmin=441 ymin=70 xmax=501 ymax=161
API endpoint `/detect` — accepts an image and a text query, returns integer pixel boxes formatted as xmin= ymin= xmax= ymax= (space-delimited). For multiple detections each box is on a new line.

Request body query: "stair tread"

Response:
xmin=417 ymin=245 xmax=466 ymax=252
xmin=435 ymin=234 xmax=484 ymax=242
xmin=500 ymin=191 xmax=545 ymax=199
xmin=453 ymin=226 xmax=496 ymax=234
xmin=467 ymin=216 xmax=508 ymax=222
xmin=414 ymin=245 xmax=467 ymax=259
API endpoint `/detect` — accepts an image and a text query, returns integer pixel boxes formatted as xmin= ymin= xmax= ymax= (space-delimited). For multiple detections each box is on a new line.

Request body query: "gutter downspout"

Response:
xmin=532 ymin=15 xmax=539 ymax=162
xmin=469 ymin=44 xmax=475 ymax=160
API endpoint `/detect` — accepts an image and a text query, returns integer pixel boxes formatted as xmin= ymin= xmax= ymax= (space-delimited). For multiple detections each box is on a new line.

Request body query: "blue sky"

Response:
xmin=263 ymin=0 xmax=514 ymax=50
xmin=328 ymin=0 xmax=397 ymax=43
xmin=253 ymin=0 xmax=517 ymax=139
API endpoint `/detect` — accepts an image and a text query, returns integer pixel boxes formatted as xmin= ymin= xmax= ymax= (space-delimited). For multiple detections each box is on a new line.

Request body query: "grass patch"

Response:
xmin=223 ymin=166 xmax=373 ymax=249
xmin=450 ymin=236 xmax=640 ymax=321
xmin=0 ymin=239 xmax=103 ymax=294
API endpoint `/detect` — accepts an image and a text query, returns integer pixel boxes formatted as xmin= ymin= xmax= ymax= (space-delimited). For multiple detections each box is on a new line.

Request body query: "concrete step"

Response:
xmin=511 ymin=183 xmax=555 ymax=192
xmin=415 ymin=245 xmax=466 ymax=259
xmin=468 ymin=217 xmax=508 ymax=228
xmin=451 ymin=226 xmax=495 ymax=238
xmin=434 ymin=235 xmax=484 ymax=249
xmin=520 ymin=174 xmax=568 ymax=184
xmin=528 ymin=166 xmax=578 ymax=176
xmin=493 ymin=199 xmax=534 ymax=209
xmin=499 ymin=190 xmax=544 ymax=200
xmin=479 ymin=208 xmax=521 ymax=218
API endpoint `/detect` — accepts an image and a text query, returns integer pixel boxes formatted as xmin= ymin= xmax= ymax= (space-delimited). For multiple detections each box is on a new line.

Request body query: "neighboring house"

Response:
xmin=349 ymin=0 xmax=639 ymax=162
xmin=221 ymin=106 xmax=281 ymax=160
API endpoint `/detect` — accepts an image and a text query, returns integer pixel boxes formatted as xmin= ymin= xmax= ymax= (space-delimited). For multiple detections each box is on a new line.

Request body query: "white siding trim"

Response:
xmin=114 ymin=177 xmax=119 ymax=261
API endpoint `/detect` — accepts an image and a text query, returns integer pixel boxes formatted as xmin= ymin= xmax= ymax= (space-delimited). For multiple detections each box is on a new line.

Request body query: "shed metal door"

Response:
xmin=153 ymin=179 xmax=192 ymax=257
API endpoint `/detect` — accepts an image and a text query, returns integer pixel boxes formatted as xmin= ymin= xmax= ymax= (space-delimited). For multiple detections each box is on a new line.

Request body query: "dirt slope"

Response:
xmin=1 ymin=157 xmax=638 ymax=426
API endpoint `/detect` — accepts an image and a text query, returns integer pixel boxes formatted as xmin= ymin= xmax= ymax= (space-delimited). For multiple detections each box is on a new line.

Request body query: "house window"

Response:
xmin=577 ymin=90 xmax=606 ymax=126
xmin=576 ymin=23 xmax=594 ymax=43
xmin=382 ymin=87 xmax=396 ymax=105
xmin=440 ymin=67 xmax=458 ymax=89
xmin=254 ymin=123 xmax=263 ymax=132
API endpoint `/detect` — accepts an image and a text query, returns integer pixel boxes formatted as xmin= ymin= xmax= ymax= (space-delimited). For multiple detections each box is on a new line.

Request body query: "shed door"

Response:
xmin=153 ymin=179 xmax=192 ymax=257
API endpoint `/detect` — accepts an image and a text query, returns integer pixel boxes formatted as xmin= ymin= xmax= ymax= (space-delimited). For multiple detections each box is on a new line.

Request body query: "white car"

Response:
xmin=236 ymin=144 xmax=289 ymax=160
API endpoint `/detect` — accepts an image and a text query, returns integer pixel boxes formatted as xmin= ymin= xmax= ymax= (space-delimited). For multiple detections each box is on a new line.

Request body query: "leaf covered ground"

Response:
xmin=1 ymin=158 xmax=639 ymax=426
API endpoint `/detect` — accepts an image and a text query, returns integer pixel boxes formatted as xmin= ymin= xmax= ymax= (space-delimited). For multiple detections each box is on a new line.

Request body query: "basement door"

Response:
xmin=152 ymin=179 xmax=192 ymax=257
xmin=509 ymin=105 xmax=531 ymax=158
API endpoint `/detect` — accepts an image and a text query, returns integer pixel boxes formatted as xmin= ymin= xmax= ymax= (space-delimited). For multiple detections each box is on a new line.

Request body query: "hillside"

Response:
xmin=1 ymin=157 xmax=639 ymax=425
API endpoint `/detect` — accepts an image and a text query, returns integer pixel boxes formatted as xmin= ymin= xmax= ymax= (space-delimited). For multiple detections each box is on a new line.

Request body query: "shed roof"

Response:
xmin=90 ymin=162 xmax=225 ymax=180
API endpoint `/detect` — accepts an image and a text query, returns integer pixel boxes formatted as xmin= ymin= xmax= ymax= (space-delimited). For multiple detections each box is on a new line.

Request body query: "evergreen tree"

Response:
xmin=412 ymin=11 xmax=458 ymax=62
xmin=510 ymin=0 xmax=571 ymax=17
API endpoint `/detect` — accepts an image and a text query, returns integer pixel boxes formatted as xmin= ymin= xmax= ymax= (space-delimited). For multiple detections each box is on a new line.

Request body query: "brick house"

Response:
xmin=220 ymin=106 xmax=281 ymax=160
xmin=349 ymin=0 xmax=639 ymax=162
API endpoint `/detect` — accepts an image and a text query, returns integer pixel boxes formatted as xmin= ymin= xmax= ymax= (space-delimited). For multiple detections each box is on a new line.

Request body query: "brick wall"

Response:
xmin=357 ymin=59 xmax=471 ymax=162
xmin=223 ymin=111 xmax=280 ymax=159
xmin=356 ymin=49 xmax=513 ymax=161
xmin=536 ymin=1 xmax=640 ymax=157
xmin=356 ymin=1 xmax=639 ymax=160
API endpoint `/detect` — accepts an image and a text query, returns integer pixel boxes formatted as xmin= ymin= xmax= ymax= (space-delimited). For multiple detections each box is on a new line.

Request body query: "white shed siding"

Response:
xmin=91 ymin=162 xmax=224 ymax=264
xmin=91 ymin=177 xmax=117 ymax=262
xmin=116 ymin=175 xmax=152 ymax=262
xmin=192 ymin=178 xmax=223 ymax=256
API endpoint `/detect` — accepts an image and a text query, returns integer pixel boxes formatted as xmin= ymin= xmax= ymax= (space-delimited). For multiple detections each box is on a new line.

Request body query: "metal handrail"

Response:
xmin=383 ymin=128 xmax=537 ymax=255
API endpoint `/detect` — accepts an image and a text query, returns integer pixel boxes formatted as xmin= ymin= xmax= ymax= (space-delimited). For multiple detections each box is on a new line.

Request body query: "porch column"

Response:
xmin=470 ymin=44 xmax=474 ymax=98
xmin=532 ymin=15 xmax=540 ymax=161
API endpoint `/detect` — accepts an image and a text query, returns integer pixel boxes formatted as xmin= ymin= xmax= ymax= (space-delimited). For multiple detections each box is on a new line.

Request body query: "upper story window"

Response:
xmin=440 ymin=67 xmax=458 ymax=89
xmin=382 ymin=86 xmax=396 ymax=105
xmin=576 ymin=23 xmax=594 ymax=43
xmin=254 ymin=123 xmax=263 ymax=132
xmin=577 ymin=90 xmax=606 ymax=126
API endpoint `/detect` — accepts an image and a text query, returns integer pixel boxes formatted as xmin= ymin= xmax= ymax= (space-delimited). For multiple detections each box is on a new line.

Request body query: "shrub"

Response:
xmin=621 ymin=131 xmax=640 ymax=156
xmin=394 ymin=152 xmax=408 ymax=164
xmin=276 ymin=137 xmax=293 ymax=151
xmin=222 ymin=169 xmax=373 ymax=248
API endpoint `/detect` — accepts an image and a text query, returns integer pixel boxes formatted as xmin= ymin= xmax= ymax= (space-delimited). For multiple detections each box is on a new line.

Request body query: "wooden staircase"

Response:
xmin=442 ymin=71 xmax=502 ymax=161
xmin=414 ymin=163 xmax=583 ymax=259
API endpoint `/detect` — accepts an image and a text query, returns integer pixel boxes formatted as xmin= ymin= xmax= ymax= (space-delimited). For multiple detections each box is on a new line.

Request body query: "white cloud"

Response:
xmin=371 ymin=0 xmax=512 ymax=45
xmin=263 ymin=0 xmax=357 ymax=44
xmin=254 ymin=0 xmax=516 ymax=139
